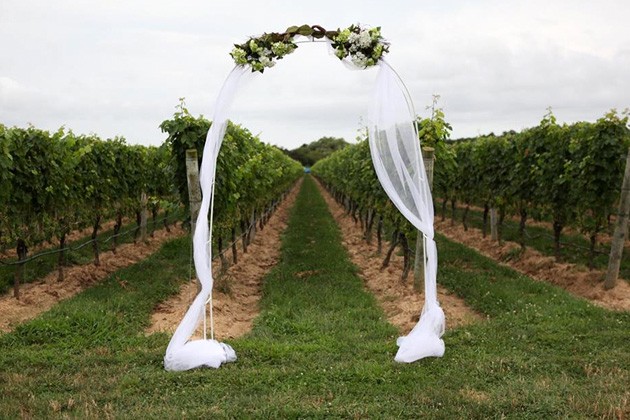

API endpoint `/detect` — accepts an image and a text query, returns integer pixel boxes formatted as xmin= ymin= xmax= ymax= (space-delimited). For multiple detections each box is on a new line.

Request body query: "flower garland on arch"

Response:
xmin=230 ymin=24 xmax=390 ymax=72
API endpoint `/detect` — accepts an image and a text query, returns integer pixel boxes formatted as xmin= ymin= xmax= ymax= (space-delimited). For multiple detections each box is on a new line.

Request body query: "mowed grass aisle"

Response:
xmin=1 ymin=176 xmax=628 ymax=418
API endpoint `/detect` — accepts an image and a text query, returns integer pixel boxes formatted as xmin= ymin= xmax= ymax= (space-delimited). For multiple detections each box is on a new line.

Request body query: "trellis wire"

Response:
xmin=442 ymin=205 xmax=613 ymax=256
xmin=0 ymin=213 xmax=179 ymax=266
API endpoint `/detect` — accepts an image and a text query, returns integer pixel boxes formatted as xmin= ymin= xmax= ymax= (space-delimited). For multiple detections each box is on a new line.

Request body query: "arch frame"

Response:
xmin=164 ymin=26 xmax=445 ymax=371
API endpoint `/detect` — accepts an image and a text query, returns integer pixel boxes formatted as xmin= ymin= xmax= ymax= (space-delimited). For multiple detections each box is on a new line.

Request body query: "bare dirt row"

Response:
xmin=148 ymin=179 xmax=483 ymax=341
xmin=0 ymin=224 xmax=187 ymax=332
xmin=146 ymin=181 xmax=303 ymax=340
xmin=434 ymin=219 xmax=630 ymax=311
xmin=315 ymin=182 xmax=483 ymax=333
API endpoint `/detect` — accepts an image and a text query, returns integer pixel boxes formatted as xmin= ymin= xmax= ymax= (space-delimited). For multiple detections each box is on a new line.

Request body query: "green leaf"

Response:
xmin=297 ymin=24 xmax=313 ymax=36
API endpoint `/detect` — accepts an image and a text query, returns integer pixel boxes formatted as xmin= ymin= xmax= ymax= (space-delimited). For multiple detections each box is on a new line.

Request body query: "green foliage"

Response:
xmin=160 ymin=100 xmax=303 ymax=237
xmin=531 ymin=111 xmax=575 ymax=231
xmin=313 ymin=138 xmax=394 ymax=219
xmin=0 ymin=125 xmax=178 ymax=252
xmin=281 ymin=136 xmax=349 ymax=167
xmin=313 ymin=104 xmax=630 ymax=262
xmin=313 ymin=99 xmax=455 ymax=237
xmin=568 ymin=111 xmax=630 ymax=237
xmin=417 ymin=95 xmax=455 ymax=200
xmin=416 ymin=95 xmax=452 ymax=149
xmin=444 ymin=109 xmax=630 ymax=246
xmin=159 ymin=99 xmax=211 ymax=207
xmin=452 ymin=140 xmax=477 ymax=205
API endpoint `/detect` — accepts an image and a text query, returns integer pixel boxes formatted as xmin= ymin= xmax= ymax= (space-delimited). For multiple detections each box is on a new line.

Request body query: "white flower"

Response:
xmin=358 ymin=30 xmax=372 ymax=48
xmin=350 ymin=52 xmax=368 ymax=68
xmin=261 ymin=48 xmax=272 ymax=57
xmin=259 ymin=56 xmax=275 ymax=68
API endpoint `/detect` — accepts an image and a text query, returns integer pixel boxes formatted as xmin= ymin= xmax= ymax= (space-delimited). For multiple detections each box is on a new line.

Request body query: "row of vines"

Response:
xmin=160 ymin=102 xmax=304 ymax=270
xmin=434 ymin=110 xmax=630 ymax=266
xmin=1 ymin=101 xmax=303 ymax=299
xmin=312 ymin=109 xmax=630 ymax=283
xmin=312 ymin=139 xmax=421 ymax=279
xmin=0 ymin=123 xmax=176 ymax=296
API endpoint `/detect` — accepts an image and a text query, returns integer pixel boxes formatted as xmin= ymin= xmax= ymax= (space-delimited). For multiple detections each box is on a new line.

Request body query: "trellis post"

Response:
xmin=604 ymin=148 xmax=630 ymax=289
xmin=186 ymin=149 xmax=203 ymax=292
xmin=140 ymin=192 xmax=148 ymax=243
xmin=490 ymin=208 xmax=498 ymax=241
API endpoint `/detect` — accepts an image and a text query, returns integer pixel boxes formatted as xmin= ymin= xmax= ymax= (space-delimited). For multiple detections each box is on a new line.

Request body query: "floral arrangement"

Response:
xmin=230 ymin=33 xmax=297 ymax=73
xmin=230 ymin=24 xmax=389 ymax=72
xmin=329 ymin=24 xmax=389 ymax=68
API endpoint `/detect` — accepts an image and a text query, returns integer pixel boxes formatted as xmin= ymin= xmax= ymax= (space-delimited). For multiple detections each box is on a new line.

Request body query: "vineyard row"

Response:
xmin=312 ymin=110 xmax=630 ymax=285
xmin=1 ymin=103 xmax=303 ymax=298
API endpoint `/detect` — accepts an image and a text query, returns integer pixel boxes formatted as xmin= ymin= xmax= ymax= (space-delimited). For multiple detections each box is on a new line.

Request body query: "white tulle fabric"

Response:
xmin=368 ymin=61 xmax=445 ymax=362
xmin=164 ymin=66 xmax=252 ymax=371
xmin=164 ymin=57 xmax=444 ymax=371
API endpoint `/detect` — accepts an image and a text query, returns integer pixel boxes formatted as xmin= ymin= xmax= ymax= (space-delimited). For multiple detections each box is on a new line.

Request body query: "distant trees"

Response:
xmin=281 ymin=136 xmax=349 ymax=166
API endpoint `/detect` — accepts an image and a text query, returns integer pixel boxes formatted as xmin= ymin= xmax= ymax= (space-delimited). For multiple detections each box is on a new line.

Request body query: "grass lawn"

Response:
xmin=0 ymin=176 xmax=627 ymax=418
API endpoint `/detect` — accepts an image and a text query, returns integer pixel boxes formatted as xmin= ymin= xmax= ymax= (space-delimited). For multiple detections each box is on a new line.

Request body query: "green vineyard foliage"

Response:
xmin=160 ymin=103 xmax=303 ymax=240
xmin=2 ymin=106 xmax=301 ymax=263
xmin=313 ymin=110 xmax=630 ymax=265
xmin=0 ymin=125 xmax=177 ymax=253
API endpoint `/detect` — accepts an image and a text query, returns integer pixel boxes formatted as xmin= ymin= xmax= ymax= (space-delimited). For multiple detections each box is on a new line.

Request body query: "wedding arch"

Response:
xmin=164 ymin=24 xmax=446 ymax=371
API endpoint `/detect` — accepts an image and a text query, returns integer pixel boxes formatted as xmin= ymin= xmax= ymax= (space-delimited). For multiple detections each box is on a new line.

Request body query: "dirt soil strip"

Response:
xmin=435 ymin=219 xmax=630 ymax=312
xmin=316 ymin=182 xmax=483 ymax=334
xmin=146 ymin=180 xmax=302 ymax=341
xmin=0 ymin=225 xmax=187 ymax=332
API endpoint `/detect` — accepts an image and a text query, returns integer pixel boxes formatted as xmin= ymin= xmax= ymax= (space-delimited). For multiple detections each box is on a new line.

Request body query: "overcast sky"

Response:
xmin=1 ymin=0 xmax=629 ymax=149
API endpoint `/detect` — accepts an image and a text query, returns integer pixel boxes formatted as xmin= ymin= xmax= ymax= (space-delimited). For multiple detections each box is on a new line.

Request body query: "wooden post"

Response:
xmin=604 ymin=149 xmax=630 ymax=290
xmin=231 ymin=227 xmax=238 ymax=264
xmin=185 ymin=149 xmax=202 ymax=234
xmin=14 ymin=239 xmax=27 ymax=300
xmin=490 ymin=207 xmax=498 ymax=241
xmin=140 ymin=192 xmax=148 ymax=243
xmin=57 ymin=233 xmax=66 ymax=282
xmin=91 ymin=215 xmax=101 ymax=265
xmin=414 ymin=147 xmax=435 ymax=292
xmin=185 ymin=149 xmax=202 ymax=292
xmin=250 ymin=210 xmax=257 ymax=242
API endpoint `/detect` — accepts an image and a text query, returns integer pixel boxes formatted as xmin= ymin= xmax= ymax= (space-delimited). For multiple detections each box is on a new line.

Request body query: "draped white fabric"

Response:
xmin=368 ymin=62 xmax=445 ymax=362
xmin=164 ymin=66 xmax=252 ymax=371
xmin=164 ymin=58 xmax=444 ymax=371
